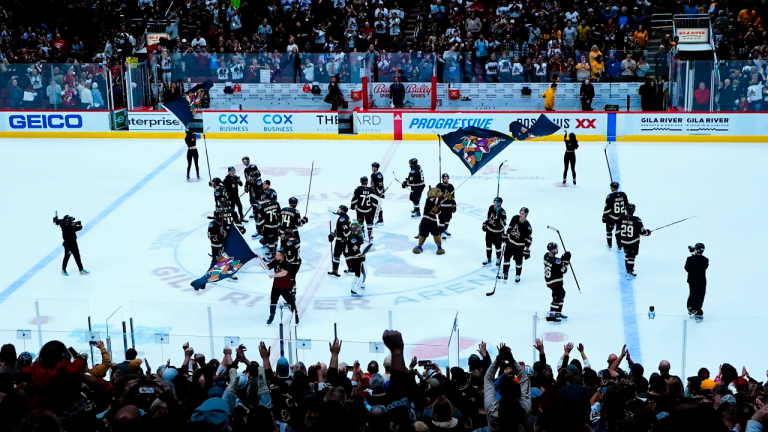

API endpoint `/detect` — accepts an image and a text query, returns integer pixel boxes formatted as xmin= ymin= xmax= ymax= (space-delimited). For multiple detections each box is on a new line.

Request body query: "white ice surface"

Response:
xmin=0 ymin=138 xmax=766 ymax=378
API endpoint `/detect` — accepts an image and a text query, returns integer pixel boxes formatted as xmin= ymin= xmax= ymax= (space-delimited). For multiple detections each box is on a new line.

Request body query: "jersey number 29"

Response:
xmin=620 ymin=225 xmax=634 ymax=237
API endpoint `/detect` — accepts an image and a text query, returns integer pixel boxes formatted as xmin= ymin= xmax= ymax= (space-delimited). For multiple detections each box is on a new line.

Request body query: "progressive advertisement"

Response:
xmin=400 ymin=112 xmax=606 ymax=138
xmin=0 ymin=111 xmax=111 ymax=132
xmin=127 ymin=111 xmax=184 ymax=131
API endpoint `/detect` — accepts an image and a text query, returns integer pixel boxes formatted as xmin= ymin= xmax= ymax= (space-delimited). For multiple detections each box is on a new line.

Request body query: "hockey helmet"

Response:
xmin=338 ymin=204 xmax=349 ymax=213
xmin=289 ymin=197 xmax=299 ymax=206
xmin=360 ymin=176 xmax=369 ymax=185
xmin=212 ymin=177 xmax=222 ymax=186
xmin=494 ymin=197 xmax=503 ymax=205
xmin=520 ymin=207 xmax=529 ymax=215
xmin=547 ymin=242 xmax=558 ymax=252
xmin=409 ymin=158 xmax=418 ymax=167
xmin=242 ymin=156 xmax=250 ymax=163
xmin=350 ymin=221 xmax=361 ymax=232
xmin=371 ymin=162 xmax=380 ymax=169
xmin=442 ymin=173 xmax=450 ymax=180
xmin=694 ymin=243 xmax=705 ymax=253
xmin=626 ymin=203 xmax=636 ymax=215
xmin=610 ymin=181 xmax=619 ymax=190
xmin=213 ymin=209 xmax=223 ymax=221
xmin=228 ymin=166 xmax=236 ymax=173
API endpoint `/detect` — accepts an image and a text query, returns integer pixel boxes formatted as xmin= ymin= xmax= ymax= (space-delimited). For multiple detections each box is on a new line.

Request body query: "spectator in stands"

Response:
xmin=575 ymin=55 xmax=591 ymax=81
xmin=746 ymin=76 xmax=765 ymax=110
xmin=46 ymin=79 xmax=62 ymax=109
xmin=78 ymin=81 xmax=93 ymax=109
xmin=718 ymin=79 xmax=736 ymax=111
xmin=606 ymin=53 xmax=622 ymax=81
xmin=580 ymin=78 xmax=595 ymax=110
xmin=634 ymin=25 xmax=648 ymax=48
xmin=636 ymin=57 xmax=650 ymax=80
xmin=325 ymin=75 xmax=343 ymax=110
xmin=8 ymin=77 xmax=22 ymax=109
xmin=621 ymin=53 xmax=637 ymax=81
xmin=655 ymin=45 xmax=669 ymax=80
xmin=693 ymin=82 xmax=711 ymax=110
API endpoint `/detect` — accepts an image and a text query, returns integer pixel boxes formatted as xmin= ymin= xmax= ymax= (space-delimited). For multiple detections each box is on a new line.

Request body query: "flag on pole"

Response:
xmin=440 ymin=126 xmax=515 ymax=175
xmin=509 ymin=114 xmax=562 ymax=140
xmin=191 ymin=224 xmax=256 ymax=290
xmin=162 ymin=79 xmax=213 ymax=128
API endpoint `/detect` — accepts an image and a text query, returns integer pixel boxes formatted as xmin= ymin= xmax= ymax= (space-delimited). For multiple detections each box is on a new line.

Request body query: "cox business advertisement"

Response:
xmin=203 ymin=111 xmax=340 ymax=134
xmin=400 ymin=112 xmax=606 ymax=139
xmin=0 ymin=111 xmax=110 ymax=132
xmin=127 ymin=111 xmax=184 ymax=131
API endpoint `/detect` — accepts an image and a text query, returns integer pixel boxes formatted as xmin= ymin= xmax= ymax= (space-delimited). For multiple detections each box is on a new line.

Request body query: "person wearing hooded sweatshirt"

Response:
xmin=21 ymin=340 xmax=88 ymax=413
xmin=484 ymin=343 xmax=531 ymax=431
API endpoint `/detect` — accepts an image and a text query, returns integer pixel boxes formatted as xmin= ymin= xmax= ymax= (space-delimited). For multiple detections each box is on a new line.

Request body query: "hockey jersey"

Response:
xmin=351 ymin=186 xmax=377 ymax=213
xmin=603 ymin=191 xmax=628 ymax=221
xmin=437 ymin=183 xmax=456 ymax=213
xmin=259 ymin=200 xmax=282 ymax=229
xmin=544 ymin=253 xmax=569 ymax=286
xmin=208 ymin=220 xmax=225 ymax=247
xmin=279 ymin=207 xmax=306 ymax=235
xmin=504 ymin=215 xmax=533 ymax=247
xmin=485 ymin=205 xmax=507 ymax=233
xmin=372 ymin=171 xmax=385 ymax=196
xmin=616 ymin=214 xmax=649 ymax=245
xmin=284 ymin=237 xmax=302 ymax=264
xmin=406 ymin=165 xmax=425 ymax=187
xmin=331 ymin=214 xmax=352 ymax=241
xmin=345 ymin=232 xmax=366 ymax=260
xmin=223 ymin=174 xmax=243 ymax=198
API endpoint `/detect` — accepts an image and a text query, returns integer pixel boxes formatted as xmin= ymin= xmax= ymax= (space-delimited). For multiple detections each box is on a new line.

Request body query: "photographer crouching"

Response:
xmin=53 ymin=214 xmax=89 ymax=276
xmin=685 ymin=243 xmax=708 ymax=322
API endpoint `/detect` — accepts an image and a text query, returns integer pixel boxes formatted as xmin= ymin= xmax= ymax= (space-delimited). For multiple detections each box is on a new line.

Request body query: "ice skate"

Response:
xmin=573 ymin=179 xmax=576 ymax=185
xmin=351 ymin=290 xmax=362 ymax=297
xmin=688 ymin=308 xmax=695 ymax=319
xmin=694 ymin=316 xmax=703 ymax=323
xmin=327 ymin=271 xmax=341 ymax=278
xmin=515 ymin=275 xmax=521 ymax=283
xmin=79 ymin=270 xmax=90 ymax=275
xmin=61 ymin=270 xmax=69 ymax=276
xmin=482 ymin=259 xmax=492 ymax=267
xmin=266 ymin=315 xmax=274 ymax=325
xmin=197 ymin=175 xmax=201 ymax=181
xmin=187 ymin=176 xmax=190 ymax=181
xmin=294 ymin=314 xmax=299 ymax=324
xmin=626 ymin=271 xmax=637 ymax=280
xmin=444 ymin=231 xmax=451 ymax=237
xmin=556 ymin=313 xmax=568 ymax=321
xmin=441 ymin=233 xmax=447 ymax=240
xmin=498 ymin=274 xmax=508 ymax=283
xmin=562 ymin=179 xmax=566 ymax=185
xmin=227 ymin=276 xmax=238 ymax=282
xmin=546 ymin=313 xmax=562 ymax=325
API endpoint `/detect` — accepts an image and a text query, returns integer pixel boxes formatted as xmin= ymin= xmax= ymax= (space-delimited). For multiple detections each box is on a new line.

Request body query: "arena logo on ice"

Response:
xmin=8 ymin=114 xmax=83 ymax=129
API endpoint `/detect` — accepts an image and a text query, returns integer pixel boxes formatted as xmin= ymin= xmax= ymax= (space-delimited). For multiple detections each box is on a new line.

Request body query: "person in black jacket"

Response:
xmin=562 ymin=131 xmax=579 ymax=186
xmin=579 ymin=79 xmax=595 ymax=111
xmin=53 ymin=214 xmax=89 ymax=275
xmin=685 ymin=243 xmax=709 ymax=322
xmin=390 ymin=75 xmax=406 ymax=108
xmin=325 ymin=76 xmax=343 ymax=111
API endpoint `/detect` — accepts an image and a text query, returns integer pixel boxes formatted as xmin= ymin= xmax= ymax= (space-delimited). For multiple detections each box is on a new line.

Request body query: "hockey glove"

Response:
xmin=301 ymin=216 xmax=309 ymax=224
xmin=562 ymin=251 xmax=571 ymax=261
xmin=239 ymin=227 xmax=246 ymax=235
xmin=328 ymin=233 xmax=336 ymax=242
xmin=644 ymin=229 xmax=652 ymax=236
xmin=482 ymin=222 xmax=488 ymax=232
xmin=602 ymin=214 xmax=607 ymax=223
xmin=451 ymin=204 xmax=457 ymax=214
xmin=523 ymin=249 xmax=531 ymax=260
xmin=402 ymin=181 xmax=407 ymax=188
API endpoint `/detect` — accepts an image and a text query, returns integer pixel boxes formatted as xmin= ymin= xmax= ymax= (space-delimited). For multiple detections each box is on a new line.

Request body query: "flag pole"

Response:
xmin=203 ymin=126 xmax=212 ymax=182
xmin=437 ymin=133 xmax=442 ymax=182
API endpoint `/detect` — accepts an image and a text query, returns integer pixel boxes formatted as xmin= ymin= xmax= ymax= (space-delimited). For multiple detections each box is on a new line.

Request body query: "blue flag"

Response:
xmin=191 ymin=224 xmax=256 ymax=291
xmin=509 ymin=114 xmax=561 ymax=140
xmin=441 ymin=126 xmax=515 ymax=175
xmin=162 ymin=80 xmax=213 ymax=128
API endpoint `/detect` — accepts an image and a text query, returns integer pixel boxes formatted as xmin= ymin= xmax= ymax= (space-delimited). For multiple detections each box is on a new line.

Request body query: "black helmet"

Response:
xmin=372 ymin=162 xmax=380 ymax=169
xmin=694 ymin=243 xmax=705 ymax=252
xmin=242 ymin=156 xmax=250 ymax=162
xmin=289 ymin=197 xmax=299 ymax=206
xmin=442 ymin=173 xmax=450 ymax=180
xmin=338 ymin=204 xmax=349 ymax=213
xmin=228 ymin=166 xmax=236 ymax=172
xmin=547 ymin=242 xmax=558 ymax=252
xmin=213 ymin=209 xmax=223 ymax=221
xmin=360 ymin=176 xmax=369 ymax=184
xmin=494 ymin=197 xmax=503 ymax=204
xmin=263 ymin=180 xmax=271 ymax=186
xmin=212 ymin=177 xmax=222 ymax=185
xmin=520 ymin=207 xmax=529 ymax=215
xmin=610 ymin=181 xmax=619 ymax=190
xmin=409 ymin=158 xmax=418 ymax=167
xmin=627 ymin=203 xmax=636 ymax=215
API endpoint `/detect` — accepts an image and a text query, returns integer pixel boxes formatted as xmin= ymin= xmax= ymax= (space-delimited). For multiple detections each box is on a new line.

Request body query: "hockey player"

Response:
xmin=249 ymin=179 xmax=265 ymax=240
xmin=685 ymin=243 xmax=708 ymax=322
xmin=345 ymin=222 xmax=367 ymax=296
xmin=371 ymin=162 xmax=385 ymax=225
xmin=328 ymin=205 xmax=352 ymax=277
xmin=499 ymin=207 xmax=532 ymax=283
xmin=616 ymin=203 xmax=652 ymax=279
xmin=279 ymin=197 xmax=308 ymax=245
xmin=54 ymin=214 xmax=89 ymax=275
xmin=260 ymin=180 xmax=277 ymax=201
xmin=401 ymin=158 xmax=425 ymax=217
xmin=259 ymin=194 xmax=282 ymax=260
xmin=207 ymin=211 xmax=225 ymax=267
xmin=413 ymin=186 xmax=446 ymax=255
xmin=209 ymin=177 xmax=229 ymax=207
xmin=284 ymin=236 xmax=302 ymax=291
xmin=482 ymin=197 xmax=507 ymax=266
xmin=544 ymin=242 xmax=570 ymax=324
xmin=243 ymin=158 xmax=261 ymax=220
xmin=603 ymin=182 xmax=628 ymax=249
xmin=437 ymin=173 xmax=456 ymax=239
xmin=223 ymin=166 xmax=244 ymax=221
xmin=262 ymin=250 xmax=298 ymax=325
xmin=219 ymin=201 xmax=246 ymax=236
xmin=351 ymin=177 xmax=378 ymax=241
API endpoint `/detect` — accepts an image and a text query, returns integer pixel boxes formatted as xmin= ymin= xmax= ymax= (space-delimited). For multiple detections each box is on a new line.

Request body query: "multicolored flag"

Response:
xmin=162 ymin=79 xmax=213 ymax=128
xmin=191 ymin=224 xmax=256 ymax=291
xmin=441 ymin=126 xmax=515 ymax=175
xmin=509 ymin=114 xmax=561 ymax=140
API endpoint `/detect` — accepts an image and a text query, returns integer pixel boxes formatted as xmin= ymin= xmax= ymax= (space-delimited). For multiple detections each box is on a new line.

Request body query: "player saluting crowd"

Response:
xmin=482 ymin=197 xmax=507 ymax=266
xmin=616 ymin=203 xmax=652 ymax=279
xmin=327 ymin=205 xmax=352 ymax=278
xmin=603 ymin=182 xmax=628 ymax=249
xmin=544 ymin=242 xmax=570 ymax=324
xmin=371 ymin=162 xmax=385 ymax=225
xmin=499 ymin=207 xmax=532 ymax=283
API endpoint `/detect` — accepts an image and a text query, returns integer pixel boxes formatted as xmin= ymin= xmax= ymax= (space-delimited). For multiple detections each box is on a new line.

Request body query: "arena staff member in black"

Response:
xmin=390 ymin=76 xmax=406 ymax=108
xmin=562 ymin=130 xmax=579 ymax=186
xmin=53 ymin=214 xmax=89 ymax=276
xmin=685 ymin=243 xmax=709 ymax=322
xmin=580 ymin=78 xmax=595 ymax=111
xmin=185 ymin=130 xmax=200 ymax=181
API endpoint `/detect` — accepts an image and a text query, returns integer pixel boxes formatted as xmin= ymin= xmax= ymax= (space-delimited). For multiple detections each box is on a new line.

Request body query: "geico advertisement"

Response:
xmin=128 ymin=112 xmax=184 ymax=131
xmin=0 ymin=111 xmax=111 ymax=132
xmin=401 ymin=113 xmax=606 ymax=134
xmin=203 ymin=112 xmax=340 ymax=133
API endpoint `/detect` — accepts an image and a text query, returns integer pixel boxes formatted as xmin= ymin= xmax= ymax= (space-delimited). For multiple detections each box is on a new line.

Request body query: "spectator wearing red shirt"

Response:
xmin=51 ymin=33 xmax=68 ymax=55
xmin=693 ymin=82 xmax=711 ymax=111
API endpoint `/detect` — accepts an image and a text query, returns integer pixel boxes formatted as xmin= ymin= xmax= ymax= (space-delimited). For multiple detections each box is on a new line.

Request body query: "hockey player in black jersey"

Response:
xmin=499 ymin=207 xmax=533 ymax=283
xmin=224 ymin=166 xmax=245 ymax=221
xmin=616 ymin=203 xmax=652 ymax=279
xmin=207 ymin=211 xmax=225 ymax=268
xmin=482 ymin=197 xmax=507 ymax=266
xmin=603 ymin=182 xmax=628 ymax=249
xmin=219 ymin=201 xmax=246 ymax=236
xmin=243 ymin=157 xmax=261 ymax=221
xmin=328 ymin=205 xmax=352 ymax=277
xmin=351 ymin=177 xmax=379 ymax=241
xmin=437 ymin=173 xmax=456 ymax=240
xmin=280 ymin=197 xmax=308 ymax=245
xmin=284 ymin=236 xmax=302 ymax=291
xmin=413 ymin=186 xmax=446 ymax=255
xmin=544 ymin=242 xmax=570 ymax=324
xmin=371 ymin=162 xmax=385 ymax=225
xmin=242 ymin=157 xmax=261 ymax=184
xmin=249 ymin=179 xmax=265 ymax=240
xmin=345 ymin=222 xmax=367 ymax=296
xmin=260 ymin=180 xmax=277 ymax=201
xmin=259 ymin=195 xmax=282 ymax=260
xmin=402 ymin=158 xmax=425 ymax=217
xmin=209 ymin=177 xmax=229 ymax=207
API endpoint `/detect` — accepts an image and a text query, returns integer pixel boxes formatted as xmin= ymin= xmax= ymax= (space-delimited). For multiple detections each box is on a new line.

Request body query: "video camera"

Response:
xmin=53 ymin=213 xmax=81 ymax=228
xmin=688 ymin=243 xmax=705 ymax=254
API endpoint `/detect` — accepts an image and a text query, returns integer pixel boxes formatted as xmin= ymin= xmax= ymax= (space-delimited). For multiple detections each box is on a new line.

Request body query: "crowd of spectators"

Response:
xmin=1 ymin=332 xmax=768 ymax=432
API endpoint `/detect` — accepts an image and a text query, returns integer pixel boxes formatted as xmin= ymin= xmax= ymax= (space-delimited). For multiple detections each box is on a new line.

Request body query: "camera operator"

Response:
xmin=53 ymin=214 xmax=89 ymax=276
xmin=685 ymin=243 xmax=708 ymax=322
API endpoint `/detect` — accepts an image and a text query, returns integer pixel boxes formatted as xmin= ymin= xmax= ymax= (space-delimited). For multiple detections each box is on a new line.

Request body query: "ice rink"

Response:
xmin=1 ymin=136 xmax=766 ymax=378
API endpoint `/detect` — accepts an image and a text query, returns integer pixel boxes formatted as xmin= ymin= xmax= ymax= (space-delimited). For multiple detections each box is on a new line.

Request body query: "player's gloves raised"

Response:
xmin=401 ymin=181 xmax=407 ymax=188
xmin=562 ymin=251 xmax=572 ymax=261
xmin=328 ymin=233 xmax=336 ymax=242
xmin=523 ymin=249 xmax=531 ymax=260
xmin=301 ymin=216 xmax=309 ymax=224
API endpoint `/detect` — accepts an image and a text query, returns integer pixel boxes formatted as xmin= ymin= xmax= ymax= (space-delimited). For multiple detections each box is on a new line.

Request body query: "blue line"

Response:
xmin=0 ymin=147 xmax=186 ymax=303
xmin=607 ymin=143 xmax=642 ymax=364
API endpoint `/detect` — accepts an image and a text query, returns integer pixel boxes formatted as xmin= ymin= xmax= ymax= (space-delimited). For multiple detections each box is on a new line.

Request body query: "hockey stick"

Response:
xmin=546 ymin=225 xmax=581 ymax=293
xmin=495 ymin=160 xmax=507 ymax=219
xmin=202 ymin=127 xmax=212 ymax=182
xmin=604 ymin=143 xmax=613 ymax=183
xmin=393 ymin=171 xmax=410 ymax=190
xmin=486 ymin=244 xmax=506 ymax=296
xmin=304 ymin=160 xmax=315 ymax=217
xmin=437 ymin=133 xmax=442 ymax=182
xmin=652 ymin=216 xmax=696 ymax=232
xmin=328 ymin=221 xmax=334 ymax=257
